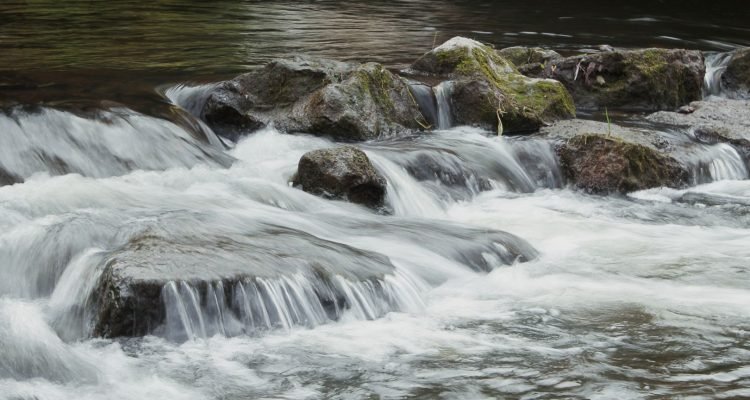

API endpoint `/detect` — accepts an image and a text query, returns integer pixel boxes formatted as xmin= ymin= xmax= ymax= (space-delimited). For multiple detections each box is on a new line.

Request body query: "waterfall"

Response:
xmin=703 ymin=51 xmax=733 ymax=97
xmin=433 ymin=81 xmax=454 ymax=130
xmin=685 ymin=143 xmax=749 ymax=184
xmin=160 ymin=271 xmax=427 ymax=341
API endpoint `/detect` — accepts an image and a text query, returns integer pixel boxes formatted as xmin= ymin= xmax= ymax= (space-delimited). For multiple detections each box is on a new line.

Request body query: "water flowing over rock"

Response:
xmin=91 ymin=229 xmax=398 ymax=338
xmin=200 ymin=57 xmax=423 ymax=141
xmin=720 ymin=47 xmax=750 ymax=99
xmin=647 ymin=98 xmax=750 ymax=167
xmin=293 ymin=146 xmax=386 ymax=208
xmin=0 ymin=106 xmax=234 ymax=183
xmin=528 ymin=48 xmax=705 ymax=111
xmin=408 ymin=37 xmax=576 ymax=133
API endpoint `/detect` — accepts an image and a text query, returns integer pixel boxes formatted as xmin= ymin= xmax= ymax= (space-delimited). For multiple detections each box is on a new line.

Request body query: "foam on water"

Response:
xmin=0 ymin=112 xmax=749 ymax=398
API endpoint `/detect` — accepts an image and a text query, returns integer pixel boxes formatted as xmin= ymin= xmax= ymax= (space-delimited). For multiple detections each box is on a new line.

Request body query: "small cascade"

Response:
xmin=367 ymin=152 xmax=447 ymax=217
xmin=0 ymin=107 xmax=233 ymax=182
xmin=433 ymin=81 xmax=454 ymax=130
xmin=703 ymin=51 xmax=733 ymax=97
xmin=160 ymin=271 xmax=426 ymax=342
xmin=509 ymin=139 xmax=565 ymax=189
xmin=685 ymin=143 xmax=749 ymax=184
xmin=407 ymin=82 xmax=438 ymax=128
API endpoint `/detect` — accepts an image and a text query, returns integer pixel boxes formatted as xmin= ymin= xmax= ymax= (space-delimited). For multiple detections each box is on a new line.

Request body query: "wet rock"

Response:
xmin=201 ymin=57 xmax=423 ymax=141
xmin=409 ymin=37 xmax=575 ymax=133
xmin=529 ymin=48 xmax=705 ymax=111
xmin=541 ymin=120 xmax=689 ymax=194
xmin=647 ymin=98 xmax=750 ymax=156
xmin=92 ymin=229 xmax=396 ymax=338
xmin=721 ymin=47 xmax=750 ymax=98
xmin=0 ymin=166 xmax=22 ymax=187
xmin=293 ymin=146 xmax=386 ymax=208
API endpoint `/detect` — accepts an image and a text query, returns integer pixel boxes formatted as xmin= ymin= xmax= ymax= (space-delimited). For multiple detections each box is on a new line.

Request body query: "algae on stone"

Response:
xmin=411 ymin=37 xmax=575 ymax=134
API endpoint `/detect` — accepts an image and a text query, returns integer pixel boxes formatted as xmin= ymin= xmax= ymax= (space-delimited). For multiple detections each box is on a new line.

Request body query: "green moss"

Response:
xmin=354 ymin=65 xmax=396 ymax=111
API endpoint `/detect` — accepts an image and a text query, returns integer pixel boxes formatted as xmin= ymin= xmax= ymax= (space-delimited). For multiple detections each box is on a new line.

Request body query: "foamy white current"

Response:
xmin=0 ymin=106 xmax=748 ymax=399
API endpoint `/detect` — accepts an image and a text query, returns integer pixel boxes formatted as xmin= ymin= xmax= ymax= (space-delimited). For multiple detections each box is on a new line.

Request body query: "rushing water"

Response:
xmin=2 ymin=2 xmax=750 ymax=400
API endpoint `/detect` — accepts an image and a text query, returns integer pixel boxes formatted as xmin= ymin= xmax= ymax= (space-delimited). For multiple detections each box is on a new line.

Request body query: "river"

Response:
xmin=1 ymin=2 xmax=749 ymax=399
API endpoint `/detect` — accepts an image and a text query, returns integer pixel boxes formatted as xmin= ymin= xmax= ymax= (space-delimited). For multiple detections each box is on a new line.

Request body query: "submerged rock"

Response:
xmin=409 ymin=37 xmax=575 ymax=133
xmin=293 ymin=146 xmax=386 ymax=208
xmin=721 ymin=48 xmax=750 ymax=98
xmin=528 ymin=48 xmax=705 ymax=111
xmin=201 ymin=57 xmax=423 ymax=141
xmin=542 ymin=120 xmax=689 ymax=194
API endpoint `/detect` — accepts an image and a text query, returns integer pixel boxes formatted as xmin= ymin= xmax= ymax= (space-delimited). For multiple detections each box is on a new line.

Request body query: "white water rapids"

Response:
xmin=0 ymin=103 xmax=749 ymax=399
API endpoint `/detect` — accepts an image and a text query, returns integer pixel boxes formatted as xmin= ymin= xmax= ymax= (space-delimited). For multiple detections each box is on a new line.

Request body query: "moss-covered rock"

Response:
xmin=302 ymin=63 xmax=424 ymax=141
xmin=293 ymin=146 xmax=386 ymax=208
xmin=201 ymin=57 xmax=423 ymax=141
xmin=410 ymin=37 xmax=576 ymax=134
xmin=541 ymin=120 xmax=689 ymax=194
xmin=498 ymin=46 xmax=562 ymax=71
xmin=721 ymin=48 xmax=750 ymax=99
xmin=529 ymin=48 xmax=705 ymax=111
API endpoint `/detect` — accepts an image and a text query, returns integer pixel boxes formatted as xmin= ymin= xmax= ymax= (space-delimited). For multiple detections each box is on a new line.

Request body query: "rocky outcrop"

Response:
xmin=721 ymin=48 xmax=750 ymax=98
xmin=647 ymin=98 xmax=750 ymax=158
xmin=541 ymin=120 xmax=689 ymax=194
xmin=409 ymin=37 xmax=576 ymax=133
xmin=201 ymin=57 xmax=423 ymax=141
xmin=293 ymin=146 xmax=386 ymax=208
xmin=528 ymin=48 xmax=705 ymax=111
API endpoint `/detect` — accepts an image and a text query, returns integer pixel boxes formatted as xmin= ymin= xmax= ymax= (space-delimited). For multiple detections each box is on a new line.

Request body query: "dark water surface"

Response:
xmin=2 ymin=0 xmax=749 ymax=109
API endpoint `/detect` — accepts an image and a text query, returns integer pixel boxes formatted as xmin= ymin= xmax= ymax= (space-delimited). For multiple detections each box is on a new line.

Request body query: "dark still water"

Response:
xmin=2 ymin=1 xmax=750 ymax=106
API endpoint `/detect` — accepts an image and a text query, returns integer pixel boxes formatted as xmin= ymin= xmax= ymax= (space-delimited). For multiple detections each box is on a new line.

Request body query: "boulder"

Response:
xmin=529 ymin=48 xmax=705 ymax=111
xmin=92 ymin=229 xmax=396 ymax=338
xmin=541 ymin=120 xmax=689 ymax=194
xmin=409 ymin=37 xmax=575 ymax=133
xmin=201 ymin=57 xmax=424 ymax=141
xmin=293 ymin=146 xmax=386 ymax=208
xmin=721 ymin=48 xmax=750 ymax=99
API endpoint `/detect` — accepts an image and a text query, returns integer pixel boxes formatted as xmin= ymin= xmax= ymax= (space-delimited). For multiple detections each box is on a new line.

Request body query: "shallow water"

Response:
xmin=2 ymin=2 xmax=750 ymax=399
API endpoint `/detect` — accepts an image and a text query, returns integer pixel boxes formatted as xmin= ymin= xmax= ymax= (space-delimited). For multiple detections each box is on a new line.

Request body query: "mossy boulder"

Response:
xmin=410 ymin=37 xmax=575 ymax=133
xmin=721 ymin=48 xmax=750 ymax=99
xmin=201 ymin=57 xmax=423 ymax=141
xmin=541 ymin=120 xmax=689 ymax=194
xmin=293 ymin=146 xmax=386 ymax=208
xmin=530 ymin=48 xmax=705 ymax=111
